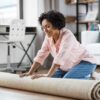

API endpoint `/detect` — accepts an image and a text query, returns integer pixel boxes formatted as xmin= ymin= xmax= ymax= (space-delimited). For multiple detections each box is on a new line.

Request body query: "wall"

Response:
xmin=23 ymin=0 xmax=38 ymax=27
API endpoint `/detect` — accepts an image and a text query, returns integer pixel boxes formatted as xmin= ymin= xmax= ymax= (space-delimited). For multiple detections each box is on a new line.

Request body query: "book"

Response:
xmin=98 ymin=24 xmax=100 ymax=31
xmin=84 ymin=10 xmax=98 ymax=21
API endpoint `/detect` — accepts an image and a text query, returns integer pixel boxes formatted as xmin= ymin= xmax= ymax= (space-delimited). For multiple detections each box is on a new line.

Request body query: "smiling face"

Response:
xmin=41 ymin=19 xmax=59 ymax=38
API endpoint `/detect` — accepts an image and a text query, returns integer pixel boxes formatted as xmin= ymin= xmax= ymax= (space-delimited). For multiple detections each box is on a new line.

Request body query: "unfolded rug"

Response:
xmin=0 ymin=72 xmax=100 ymax=100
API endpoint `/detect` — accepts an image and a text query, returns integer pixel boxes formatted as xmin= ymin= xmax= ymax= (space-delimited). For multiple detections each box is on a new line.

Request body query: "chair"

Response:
xmin=0 ymin=19 xmax=25 ymax=72
xmin=81 ymin=30 xmax=100 ymax=65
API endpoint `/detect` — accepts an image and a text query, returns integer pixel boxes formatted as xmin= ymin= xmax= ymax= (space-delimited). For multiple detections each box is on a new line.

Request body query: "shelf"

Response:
xmin=65 ymin=0 xmax=99 ymax=41
xmin=65 ymin=0 xmax=97 ymax=5
xmin=65 ymin=16 xmax=76 ymax=23
xmin=65 ymin=0 xmax=76 ymax=4
xmin=65 ymin=16 xmax=98 ymax=24
xmin=79 ymin=0 xmax=97 ymax=4
xmin=66 ymin=20 xmax=99 ymax=24
xmin=78 ymin=20 xmax=99 ymax=24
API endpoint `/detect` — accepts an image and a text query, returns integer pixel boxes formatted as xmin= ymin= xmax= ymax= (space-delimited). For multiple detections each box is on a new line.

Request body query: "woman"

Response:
xmin=20 ymin=10 xmax=97 ymax=79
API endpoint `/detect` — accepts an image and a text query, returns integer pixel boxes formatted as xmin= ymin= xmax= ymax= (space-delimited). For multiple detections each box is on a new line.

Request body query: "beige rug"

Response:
xmin=0 ymin=72 xmax=100 ymax=100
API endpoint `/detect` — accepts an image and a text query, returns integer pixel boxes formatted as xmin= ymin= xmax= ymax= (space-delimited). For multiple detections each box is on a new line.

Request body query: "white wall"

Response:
xmin=23 ymin=0 xmax=38 ymax=27
xmin=36 ymin=0 xmax=46 ymax=51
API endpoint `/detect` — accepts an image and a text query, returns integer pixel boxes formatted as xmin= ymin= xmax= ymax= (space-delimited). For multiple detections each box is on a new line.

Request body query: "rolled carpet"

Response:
xmin=0 ymin=72 xmax=100 ymax=100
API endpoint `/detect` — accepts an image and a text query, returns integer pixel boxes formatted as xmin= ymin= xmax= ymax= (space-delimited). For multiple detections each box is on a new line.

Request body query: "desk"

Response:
xmin=0 ymin=27 xmax=37 ymax=72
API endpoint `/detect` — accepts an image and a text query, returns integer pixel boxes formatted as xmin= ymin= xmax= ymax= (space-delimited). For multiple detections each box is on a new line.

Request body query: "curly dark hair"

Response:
xmin=38 ymin=10 xmax=65 ymax=30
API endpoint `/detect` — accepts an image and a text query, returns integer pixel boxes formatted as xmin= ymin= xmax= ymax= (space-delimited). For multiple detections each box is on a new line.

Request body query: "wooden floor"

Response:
xmin=0 ymin=87 xmax=76 ymax=100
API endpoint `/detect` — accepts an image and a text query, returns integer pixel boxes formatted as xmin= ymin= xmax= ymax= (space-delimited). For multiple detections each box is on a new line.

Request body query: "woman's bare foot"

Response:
xmin=92 ymin=72 xmax=100 ymax=80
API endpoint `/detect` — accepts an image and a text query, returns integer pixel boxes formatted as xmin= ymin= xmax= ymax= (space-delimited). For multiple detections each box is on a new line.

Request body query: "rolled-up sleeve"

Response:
xmin=53 ymin=31 xmax=74 ymax=66
xmin=34 ymin=36 xmax=50 ymax=65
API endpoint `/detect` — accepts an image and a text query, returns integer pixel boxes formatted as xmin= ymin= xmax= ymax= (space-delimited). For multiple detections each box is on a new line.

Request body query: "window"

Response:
xmin=0 ymin=0 xmax=19 ymax=25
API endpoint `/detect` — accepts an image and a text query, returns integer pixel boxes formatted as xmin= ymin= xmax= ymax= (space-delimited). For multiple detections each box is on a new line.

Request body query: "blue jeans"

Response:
xmin=52 ymin=61 xmax=96 ymax=79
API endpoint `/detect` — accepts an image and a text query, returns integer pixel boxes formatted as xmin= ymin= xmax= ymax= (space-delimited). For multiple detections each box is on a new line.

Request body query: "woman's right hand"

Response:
xmin=19 ymin=72 xmax=31 ymax=78
xmin=19 ymin=62 xmax=40 ymax=78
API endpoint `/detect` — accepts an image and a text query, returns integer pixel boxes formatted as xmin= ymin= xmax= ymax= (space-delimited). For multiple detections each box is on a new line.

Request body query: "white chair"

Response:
xmin=81 ymin=30 xmax=100 ymax=65
xmin=0 ymin=19 xmax=25 ymax=72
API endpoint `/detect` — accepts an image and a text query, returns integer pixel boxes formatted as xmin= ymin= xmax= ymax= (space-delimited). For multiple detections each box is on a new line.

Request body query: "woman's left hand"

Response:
xmin=31 ymin=74 xmax=48 ymax=79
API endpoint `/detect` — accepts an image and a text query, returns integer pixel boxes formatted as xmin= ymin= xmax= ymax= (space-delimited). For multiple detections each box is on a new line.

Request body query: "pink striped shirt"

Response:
xmin=34 ymin=28 xmax=96 ymax=71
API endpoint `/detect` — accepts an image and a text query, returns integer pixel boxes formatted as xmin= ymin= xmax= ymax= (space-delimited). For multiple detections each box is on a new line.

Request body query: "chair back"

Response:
xmin=9 ymin=19 xmax=25 ymax=42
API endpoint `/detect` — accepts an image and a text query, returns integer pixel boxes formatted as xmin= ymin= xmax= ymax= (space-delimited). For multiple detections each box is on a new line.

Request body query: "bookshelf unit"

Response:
xmin=65 ymin=0 xmax=99 ymax=40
